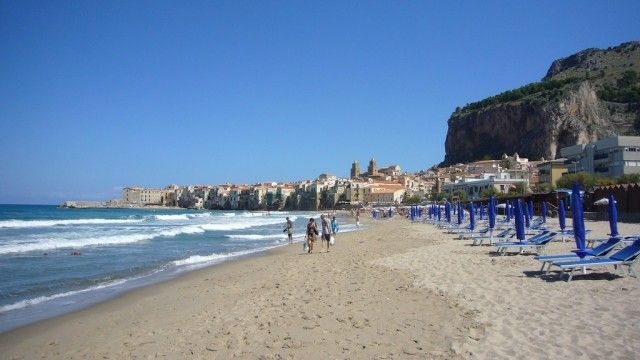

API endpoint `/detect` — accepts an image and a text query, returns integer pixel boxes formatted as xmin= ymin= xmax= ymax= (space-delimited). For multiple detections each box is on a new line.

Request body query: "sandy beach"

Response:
xmin=2 ymin=216 xmax=640 ymax=359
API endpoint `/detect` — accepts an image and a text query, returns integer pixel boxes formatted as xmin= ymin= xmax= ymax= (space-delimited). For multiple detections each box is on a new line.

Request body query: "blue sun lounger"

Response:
xmin=548 ymin=239 xmax=640 ymax=282
xmin=493 ymin=231 xmax=557 ymax=255
xmin=534 ymin=237 xmax=622 ymax=272
xmin=457 ymin=226 xmax=490 ymax=240
xmin=470 ymin=228 xmax=514 ymax=246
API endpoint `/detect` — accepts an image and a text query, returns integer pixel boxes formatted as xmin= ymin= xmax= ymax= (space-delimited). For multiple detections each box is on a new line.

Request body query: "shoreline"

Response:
xmin=2 ymin=217 xmax=640 ymax=359
xmin=0 ymin=217 xmax=473 ymax=359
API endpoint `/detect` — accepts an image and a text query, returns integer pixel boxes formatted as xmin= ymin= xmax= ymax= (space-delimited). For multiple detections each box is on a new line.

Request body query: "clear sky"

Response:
xmin=1 ymin=1 xmax=639 ymax=204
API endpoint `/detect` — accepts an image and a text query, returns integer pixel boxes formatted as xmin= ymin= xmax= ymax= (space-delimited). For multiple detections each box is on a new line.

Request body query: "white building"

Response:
xmin=442 ymin=172 xmax=528 ymax=200
xmin=561 ymin=136 xmax=640 ymax=178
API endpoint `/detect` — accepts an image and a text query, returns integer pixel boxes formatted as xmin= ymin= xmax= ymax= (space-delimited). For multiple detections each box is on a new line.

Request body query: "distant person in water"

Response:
xmin=306 ymin=218 xmax=318 ymax=253
xmin=284 ymin=217 xmax=294 ymax=244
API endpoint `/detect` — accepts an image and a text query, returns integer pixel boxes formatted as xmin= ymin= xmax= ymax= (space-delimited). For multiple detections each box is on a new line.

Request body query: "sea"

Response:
xmin=0 ymin=204 xmax=354 ymax=333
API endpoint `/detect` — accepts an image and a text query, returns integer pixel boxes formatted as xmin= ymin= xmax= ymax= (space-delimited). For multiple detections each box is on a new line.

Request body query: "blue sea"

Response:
xmin=0 ymin=205 xmax=352 ymax=333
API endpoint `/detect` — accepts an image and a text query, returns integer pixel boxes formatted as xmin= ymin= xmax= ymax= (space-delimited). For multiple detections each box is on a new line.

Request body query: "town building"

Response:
xmin=536 ymin=159 xmax=569 ymax=188
xmin=560 ymin=136 xmax=640 ymax=178
xmin=442 ymin=172 xmax=529 ymax=200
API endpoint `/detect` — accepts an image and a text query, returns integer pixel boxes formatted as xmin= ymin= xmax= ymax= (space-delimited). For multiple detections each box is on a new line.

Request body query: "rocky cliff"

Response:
xmin=441 ymin=41 xmax=640 ymax=166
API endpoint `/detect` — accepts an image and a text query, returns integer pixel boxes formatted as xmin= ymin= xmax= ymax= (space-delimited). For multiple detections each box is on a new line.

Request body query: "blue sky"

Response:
xmin=1 ymin=1 xmax=639 ymax=204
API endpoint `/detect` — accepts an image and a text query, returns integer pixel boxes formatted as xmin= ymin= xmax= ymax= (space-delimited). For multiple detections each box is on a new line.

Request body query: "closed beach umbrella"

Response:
xmin=514 ymin=199 xmax=525 ymax=242
xmin=489 ymin=196 xmax=496 ymax=230
xmin=524 ymin=201 xmax=531 ymax=228
xmin=469 ymin=202 xmax=475 ymax=231
xmin=571 ymin=183 xmax=587 ymax=258
xmin=558 ymin=199 xmax=566 ymax=231
xmin=445 ymin=202 xmax=451 ymax=223
xmin=457 ymin=203 xmax=463 ymax=226
xmin=542 ymin=201 xmax=547 ymax=223
xmin=608 ymin=195 xmax=619 ymax=237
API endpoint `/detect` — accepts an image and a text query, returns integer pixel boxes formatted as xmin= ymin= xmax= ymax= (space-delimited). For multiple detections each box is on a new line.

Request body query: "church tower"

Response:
xmin=350 ymin=161 xmax=360 ymax=179
xmin=368 ymin=158 xmax=378 ymax=176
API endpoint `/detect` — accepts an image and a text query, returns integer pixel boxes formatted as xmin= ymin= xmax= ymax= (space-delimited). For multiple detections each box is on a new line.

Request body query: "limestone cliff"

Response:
xmin=441 ymin=41 xmax=640 ymax=166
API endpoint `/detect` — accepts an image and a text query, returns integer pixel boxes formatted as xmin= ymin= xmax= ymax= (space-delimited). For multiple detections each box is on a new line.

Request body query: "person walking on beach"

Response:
xmin=306 ymin=218 xmax=318 ymax=253
xmin=320 ymin=214 xmax=332 ymax=252
xmin=331 ymin=216 xmax=339 ymax=237
xmin=284 ymin=217 xmax=294 ymax=244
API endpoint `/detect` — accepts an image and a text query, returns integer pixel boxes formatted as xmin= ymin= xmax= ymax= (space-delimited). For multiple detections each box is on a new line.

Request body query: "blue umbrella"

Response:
xmin=479 ymin=203 xmax=485 ymax=220
xmin=608 ymin=195 xmax=619 ymax=237
xmin=542 ymin=201 xmax=547 ymax=223
xmin=445 ymin=202 xmax=451 ymax=223
xmin=524 ymin=201 xmax=531 ymax=228
xmin=457 ymin=203 xmax=463 ymax=226
xmin=489 ymin=196 xmax=496 ymax=230
xmin=488 ymin=196 xmax=497 ymax=242
xmin=571 ymin=183 xmax=587 ymax=258
xmin=469 ymin=202 xmax=475 ymax=231
xmin=558 ymin=199 xmax=566 ymax=231
xmin=437 ymin=205 xmax=441 ymax=222
xmin=514 ymin=199 xmax=525 ymax=242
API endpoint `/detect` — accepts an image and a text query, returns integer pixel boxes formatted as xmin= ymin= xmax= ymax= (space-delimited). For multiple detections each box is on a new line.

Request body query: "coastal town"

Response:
xmin=62 ymin=135 xmax=640 ymax=212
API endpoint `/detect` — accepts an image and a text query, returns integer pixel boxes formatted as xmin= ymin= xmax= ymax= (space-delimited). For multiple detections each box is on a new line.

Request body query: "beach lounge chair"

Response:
xmin=457 ymin=226 xmax=490 ymax=240
xmin=548 ymin=239 xmax=640 ymax=282
xmin=493 ymin=230 xmax=550 ymax=248
xmin=534 ymin=236 xmax=622 ymax=272
xmin=470 ymin=228 xmax=514 ymax=246
xmin=493 ymin=231 xmax=557 ymax=255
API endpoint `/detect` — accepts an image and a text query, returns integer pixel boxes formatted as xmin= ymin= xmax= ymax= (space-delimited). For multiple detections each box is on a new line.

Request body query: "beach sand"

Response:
xmin=1 ymin=216 xmax=639 ymax=359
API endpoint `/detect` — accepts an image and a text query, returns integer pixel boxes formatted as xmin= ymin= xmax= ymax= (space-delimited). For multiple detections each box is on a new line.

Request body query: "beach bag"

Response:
xmin=303 ymin=241 xmax=308 ymax=252
xmin=330 ymin=235 xmax=335 ymax=245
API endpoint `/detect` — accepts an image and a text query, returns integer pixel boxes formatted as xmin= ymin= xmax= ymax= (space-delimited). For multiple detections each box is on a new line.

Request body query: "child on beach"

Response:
xmin=331 ymin=216 xmax=339 ymax=237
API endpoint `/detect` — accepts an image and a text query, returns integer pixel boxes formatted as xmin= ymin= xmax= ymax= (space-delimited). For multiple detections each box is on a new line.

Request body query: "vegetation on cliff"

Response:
xmin=598 ymin=70 xmax=640 ymax=103
xmin=454 ymin=41 xmax=640 ymax=114
xmin=455 ymin=77 xmax=581 ymax=113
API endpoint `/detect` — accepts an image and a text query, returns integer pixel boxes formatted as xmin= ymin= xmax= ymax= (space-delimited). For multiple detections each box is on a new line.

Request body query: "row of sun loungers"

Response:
xmin=429 ymin=216 xmax=640 ymax=283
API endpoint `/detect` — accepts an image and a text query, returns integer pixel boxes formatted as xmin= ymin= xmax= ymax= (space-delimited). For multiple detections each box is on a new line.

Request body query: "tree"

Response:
xmin=499 ymin=158 xmax=512 ymax=169
xmin=453 ymin=190 xmax=468 ymax=201
xmin=556 ymin=172 xmax=611 ymax=189
xmin=402 ymin=194 xmax=423 ymax=204
xmin=618 ymin=173 xmax=640 ymax=184
xmin=480 ymin=186 xmax=499 ymax=199
xmin=508 ymin=183 xmax=527 ymax=195
xmin=430 ymin=192 xmax=448 ymax=202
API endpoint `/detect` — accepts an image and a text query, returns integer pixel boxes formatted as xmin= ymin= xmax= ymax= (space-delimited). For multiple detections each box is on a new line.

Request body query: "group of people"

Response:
xmin=284 ymin=214 xmax=339 ymax=253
